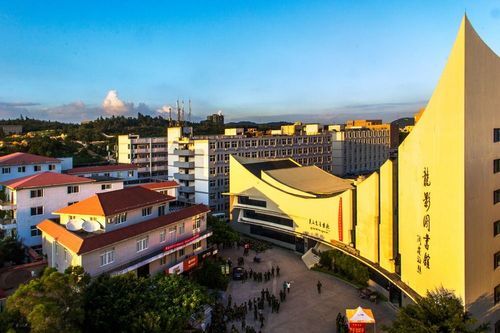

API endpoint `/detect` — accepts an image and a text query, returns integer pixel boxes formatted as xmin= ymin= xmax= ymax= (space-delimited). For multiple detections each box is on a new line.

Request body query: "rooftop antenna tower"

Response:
xmin=181 ymin=100 xmax=185 ymax=125
xmin=188 ymin=99 xmax=192 ymax=123
xmin=176 ymin=99 xmax=180 ymax=125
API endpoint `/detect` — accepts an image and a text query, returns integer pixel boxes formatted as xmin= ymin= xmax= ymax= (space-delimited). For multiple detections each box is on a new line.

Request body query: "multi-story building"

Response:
xmin=37 ymin=186 xmax=211 ymax=277
xmin=167 ymin=124 xmax=335 ymax=215
xmin=117 ymin=134 xmax=168 ymax=179
xmin=229 ymin=16 xmax=499 ymax=330
xmin=330 ymin=120 xmax=397 ymax=177
xmin=64 ymin=164 xmax=139 ymax=184
xmin=0 ymin=172 xmax=123 ymax=246
xmin=0 ymin=152 xmax=64 ymax=183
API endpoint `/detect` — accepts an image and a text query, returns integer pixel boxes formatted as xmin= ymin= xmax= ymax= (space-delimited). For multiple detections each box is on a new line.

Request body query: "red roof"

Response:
xmin=54 ymin=186 xmax=175 ymax=216
xmin=65 ymin=163 xmax=137 ymax=175
xmin=0 ymin=152 xmax=61 ymax=166
xmin=2 ymin=172 xmax=94 ymax=190
xmin=38 ymin=204 xmax=210 ymax=254
xmin=139 ymin=181 xmax=179 ymax=190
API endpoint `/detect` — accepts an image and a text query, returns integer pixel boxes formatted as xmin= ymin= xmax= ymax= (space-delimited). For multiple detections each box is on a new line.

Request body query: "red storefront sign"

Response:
xmin=338 ymin=197 xmax=343 ymax=241
xmin=349 ymin=322 xmax=366 ymax=333
xmin=183 ymin=256 xmax=198 ymax=272
xmin=164 ymin=234 xmax=200 ymax=252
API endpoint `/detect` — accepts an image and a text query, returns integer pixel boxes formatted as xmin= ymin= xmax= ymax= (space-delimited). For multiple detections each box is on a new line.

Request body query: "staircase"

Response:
xmin=301 ymin=248 xmax=320 ymax=269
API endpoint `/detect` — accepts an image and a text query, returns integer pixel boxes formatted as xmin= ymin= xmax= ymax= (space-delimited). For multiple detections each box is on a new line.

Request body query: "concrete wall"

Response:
xmin=355 ymin=172 xmax=379 ymax=263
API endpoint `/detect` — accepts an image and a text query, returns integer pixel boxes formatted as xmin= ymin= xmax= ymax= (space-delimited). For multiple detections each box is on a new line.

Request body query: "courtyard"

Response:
xmin=220 ymin=245 xmax=396 ymax=333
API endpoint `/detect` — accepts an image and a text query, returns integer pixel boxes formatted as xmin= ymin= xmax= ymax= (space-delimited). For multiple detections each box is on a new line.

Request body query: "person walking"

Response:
xmin=276 ymin=265 xmax=280 ymax=276
xmin=271 ymin=266 xmax=275 ymax=277
xmin=286 ymin=281 xmax=291 ymax=293
xmin=317 ymin=280 xmax=322 ymax=294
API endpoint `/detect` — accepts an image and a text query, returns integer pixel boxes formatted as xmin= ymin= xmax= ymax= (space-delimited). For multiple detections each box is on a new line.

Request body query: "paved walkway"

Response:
xmin=222 ymin=246 xmax=396 ymax=333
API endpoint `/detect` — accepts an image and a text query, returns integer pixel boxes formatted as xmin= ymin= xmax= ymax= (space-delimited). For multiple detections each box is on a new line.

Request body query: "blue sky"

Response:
xmin=0 ymin=1 xmax=499 ymax=123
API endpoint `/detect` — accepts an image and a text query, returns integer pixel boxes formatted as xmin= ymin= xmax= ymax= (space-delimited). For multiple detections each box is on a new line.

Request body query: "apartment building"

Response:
xmin=330 ymin=120 xmax=397 ymax=177
xmin=0 ymin=172 xmax=123 ymax=247
xmin=37 ymin=187 xmax=211 ymax=277
xmin=0 ymin=152 xmax=65 ymax=183
xmin=117 ymin=134 xmax=168 ymax=179
xmin=65 ymin=164 xmax=138 ymax=183
xmin=167 ymin=124 xmax=334 ymax=215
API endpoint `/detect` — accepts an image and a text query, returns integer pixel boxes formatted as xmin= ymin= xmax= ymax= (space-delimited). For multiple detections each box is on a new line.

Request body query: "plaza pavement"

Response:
xmin=221 ymin=245 xmax=396 ymax=333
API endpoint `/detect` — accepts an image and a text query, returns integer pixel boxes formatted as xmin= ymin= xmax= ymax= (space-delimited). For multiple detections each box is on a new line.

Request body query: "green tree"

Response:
xmin=207 ymin=215 xmax=240 ymax=248
xmin=0 ymin=237 xmax=25 ymax=267
xmin=192 ymin=259 xmax=229 ymax=290
xmin=84 ymin=273 xmax=209 ymax=333
xmin=4 ymin=267 xmax=89 ymax=333
xmin=384 ymin=287 xmax=489 ymax=333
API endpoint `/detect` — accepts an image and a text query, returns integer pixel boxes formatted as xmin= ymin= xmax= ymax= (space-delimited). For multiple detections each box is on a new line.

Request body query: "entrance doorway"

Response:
xmin=137 ymin=264 xmax=150 ymax=278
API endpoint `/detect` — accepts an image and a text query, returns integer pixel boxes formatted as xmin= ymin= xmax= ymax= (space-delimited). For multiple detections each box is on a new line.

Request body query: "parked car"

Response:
xmin=232 ymin=266 xmax=245 ymax=280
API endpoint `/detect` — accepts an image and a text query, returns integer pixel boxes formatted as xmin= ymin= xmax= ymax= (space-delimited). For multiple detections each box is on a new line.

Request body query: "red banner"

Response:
xmin=183 ymin=256 xmax=198 ymax=272
xmin=338 ymin=197 xmax=343 ymax=241
xmin=164 ymin=234 xmax=199 ymax=252
xmin=349 ymin=322 xmax=365 ymax=333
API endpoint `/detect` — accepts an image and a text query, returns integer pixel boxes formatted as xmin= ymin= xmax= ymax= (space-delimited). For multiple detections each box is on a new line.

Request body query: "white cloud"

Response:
xmin=102 ymin=90 xmax=133 ymax=116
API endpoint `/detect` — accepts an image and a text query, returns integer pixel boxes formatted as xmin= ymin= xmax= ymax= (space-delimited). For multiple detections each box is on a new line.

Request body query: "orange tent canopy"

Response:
xmin=346 ymin=306 xmax=376 ymax=324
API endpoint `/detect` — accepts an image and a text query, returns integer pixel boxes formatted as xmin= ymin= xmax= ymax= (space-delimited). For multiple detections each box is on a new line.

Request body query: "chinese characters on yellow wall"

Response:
xmin=417 ymin=167 xmax=432 ymax=274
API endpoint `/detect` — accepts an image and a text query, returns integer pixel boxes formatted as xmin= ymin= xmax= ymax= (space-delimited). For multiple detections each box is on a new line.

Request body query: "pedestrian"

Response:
xmin=228 ymin=257 xmax=232 ymax=268
xmin=286 ymin=281 xmax=291 ymax=293
xmin=276 ymin=301 xmax=280 ymax=313
xmin=261 ymin=288 xmax=265 ymax=299
xmin=242 ymin=319 xmax=246 ymax=331
xmin=254 ymin=307 xmax=257 ymax=320
xmin=259 ymin=313 xmax=265 ymax=329
xmin=282 ymin=281 xmax=287 ymax=294
xmin=271 ymin=266 xmax=275 ymax=276
xmin=276 ymin=265 xmax=280 ymax=276
xmin=317 ymin=280 xmax=322 ymax=294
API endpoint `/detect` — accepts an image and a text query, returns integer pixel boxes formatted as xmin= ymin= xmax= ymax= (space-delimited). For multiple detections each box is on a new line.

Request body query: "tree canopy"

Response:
xmin=0 ymin=266 xmax=210 ymax=333
xmin=384 ymin=287 xmax=489 ymax=333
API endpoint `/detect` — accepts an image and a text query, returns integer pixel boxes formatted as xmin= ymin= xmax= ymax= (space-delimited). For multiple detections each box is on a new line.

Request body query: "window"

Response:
xmin=192 ymin=241 xmax=202 ymax=251
xmin=101 ymin=184 xmax=112 ymax=190
xmin=128 ymin=171 xmax=134 ymax=177
xmin=160 ymin=256 xmax=167 ymax=265
xmin=495 ymin=190 xmax=500 ymax=204
xmin=496 ymin=285 xmax=500 ymax=304
xmin=238 ymin=196 xmax=267 ymax=208
xmin=33 ymin=165 xmax=41 ymax=172
xmin=178 ymin=222 xmax=185 ymax=234
xmin=178 ymin=248 xmax=185 ymax=256
xmin=30 ymin=225 xmax=41 ymax=236
xmin=48 ymin=164 xmax=56 ymax=171
xmin=495 ymin=252 xmax=500 ymax=270
xmin=64 ymin=249 xmax=68 ymax=262
xmin=136 ymin=237 xmax=149 ymax=252
xmin=100 ymin=249 xmax=115 ymax=266
xmin=30 ymin=189 xmax=43 ymax=198
xmin=2 ymin=167 xmax=10 ymax=174
xmin=107 ymin=213 xmax=127 ymax=224
xmin=67 ymin=186 xmax=79 ymax=194
xmin=142 ymin=207 xmax=152 ymax=216
xmin=495 ymin=221 xmax=500 ymax=237
xmin=158 ymin=205 xmax=166 ymax=216
xmin=160 ymin=229 xmax=166 ymax=243
xmin=494 ymin=128 xmax=500 ymax=142
xmin=68 ymin=201 xmax=78 ymax=206
xmin=193 ymin=218 xmax=201 ymax=230
xmin=30 ymin=206 xmax=43 ymax=216
xmin=243 ymin=210 xmax=294 ymax=228
xmin=17 ymin=166 xmax=25 ymax=173
xmin=69 ymin=215 xmax=75 ymax=220
xmin=495 ymin=159 xmax=500 ymax=174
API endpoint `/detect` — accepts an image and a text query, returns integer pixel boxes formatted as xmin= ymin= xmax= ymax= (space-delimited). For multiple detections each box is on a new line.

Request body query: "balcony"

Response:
xmin=0 ymin=201 xmax=16 ymax=210
xmin=174 ymin=173 xmax=195 ymax=181
xmin=179 ymin=186 xmax=195 ymax=194
xmin=173 ymin=149 xmax=194 ymax=157
xmin=173 ymin=161 xmax=194 ymax=169
xmin=0 ymin=218 xmax=17 ymax=231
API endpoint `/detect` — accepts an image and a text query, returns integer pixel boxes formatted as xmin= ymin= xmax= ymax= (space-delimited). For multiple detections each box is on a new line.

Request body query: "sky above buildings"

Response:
xmin=0 ymin=1 xmax=499 ymax=123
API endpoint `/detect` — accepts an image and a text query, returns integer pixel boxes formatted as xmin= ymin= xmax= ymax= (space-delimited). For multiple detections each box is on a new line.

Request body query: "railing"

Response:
xmin=179 ymin=186 xmax=195 ymax=193
xmin=173 ymin=149 xmax=194 ymax=156
xmin=173 ymin=161 xmax=194 ymax=169
xmin=0 ymin=201 xmax=16 ymax=210
xmin=174 ymin=173 xmax=195 ymax=181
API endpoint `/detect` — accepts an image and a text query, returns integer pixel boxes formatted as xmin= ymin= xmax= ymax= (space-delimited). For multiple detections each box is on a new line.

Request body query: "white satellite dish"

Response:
xmin=82 ymin=220 xmax=102 ymax=233
xmin=66 ymin=219 xmax=83 ymax=231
